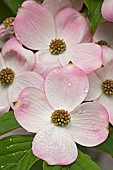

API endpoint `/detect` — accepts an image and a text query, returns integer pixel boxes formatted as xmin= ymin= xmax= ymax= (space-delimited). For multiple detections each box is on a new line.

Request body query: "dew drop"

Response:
xmin=15 ymin=33 xmax=21 ymax=40
xmin=9 ymin=138 xmax=12 ymax=141
xmin=84 ymin=87 xmax=88 ymax=93
xmin=68 ymin=82 xmax=72 ymax=87
xmin=0 ymin=165 xmax=4 ymax=169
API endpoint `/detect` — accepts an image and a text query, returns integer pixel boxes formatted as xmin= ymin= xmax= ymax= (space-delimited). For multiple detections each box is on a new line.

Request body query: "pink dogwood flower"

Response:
xmin=85 ymin=62 xmax=113 ymax=124
xmin=102 ymin=0 xmax=113 ymax=22
xmin=14 ymin=65 xmax=109 ymax=165
xmin=43 ymin=0 xmax=83 ymax=16
xmin=14 ymin=1 xmax=102 ymax=78
xmin=0 ymin=17 xmax=14 ymax=40
xmin=0 ymin=37 xmax=44 ymax=115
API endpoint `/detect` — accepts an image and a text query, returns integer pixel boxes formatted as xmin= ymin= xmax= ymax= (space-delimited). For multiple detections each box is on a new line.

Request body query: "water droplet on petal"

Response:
xmin=68 ymin=82 xmax=72 ymax=87
xmin=84 ymin=87 xmax=88 ymax=93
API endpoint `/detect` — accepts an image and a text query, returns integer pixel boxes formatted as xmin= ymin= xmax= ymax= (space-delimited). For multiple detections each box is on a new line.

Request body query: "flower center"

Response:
xmin=51 ymin=109 xmax=71 ymax=126
xmin=102 ymin=79 xmax=113 ymax=95
xmin=49 ymin=38 xmax=66 ymax=55
xmin=3 ymin=17 xmax=14 ymax=28
xmin=96 ymin=40 xmax=110 ymax=47
xmin=0 ymin=67 xmax=15 ymax=85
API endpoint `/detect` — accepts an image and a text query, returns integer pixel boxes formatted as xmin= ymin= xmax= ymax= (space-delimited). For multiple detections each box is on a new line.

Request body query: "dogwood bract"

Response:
xmin=0 ymin=37 xmax=44 ymax=115
xmin=14 ymin=65 xmax=109 ymax=165
xmin=14 ymin=1 xmax=102 ymax=78
xmin=102 ymin=0 xmax=113 ymax=22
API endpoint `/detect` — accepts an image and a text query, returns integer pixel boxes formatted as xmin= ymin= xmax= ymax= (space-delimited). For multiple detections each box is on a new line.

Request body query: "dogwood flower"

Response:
xmin=14 ymin=1 xmax=102 ymax=78
xmin=14 ymin=65 xmax=109 ymax=165
xmin=43 ymin=0 xmax=83 ymax=16
xmin=102 ymin=0 xmax=113 ymax=22
xmin=85 ymin=62 xmax=113 ymax=124
xmin=0 ymin=37 xmax=44 ymax=115
xmin=0 ymin=17 xmax=14 ymax=40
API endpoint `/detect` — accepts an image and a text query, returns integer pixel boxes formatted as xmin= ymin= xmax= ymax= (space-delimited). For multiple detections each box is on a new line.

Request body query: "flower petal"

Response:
xmin=102 ymin=0 xmax=113 ymax=22
xmin=14 ymin=87 xmax=53 ymax=133
xmin=0 ymin=86 xmax=10 ymax=115
xmin=96 ymin=94 xmax=113 ymax=125
xmin=43 ymin=0 xmax=72 ymax=16
xmin=85 ymin=72 xmax=102 ymax=101
xmin=32 ymin=126 xmax=78 ymax=165
xmin=56 ymin=7 xmax=91 ymax=46
xmin=66 ymin=102 xmax=109 ymax=146
xmin=71 ymin=43 xmax=102 ymax=74
xmin=71 ymin=0 xmax=83 ymax=11
xmin=93 ymin=21 xmax=113 ymax=47
xmin=9 ymin=71 xmax=44 ymax=107
xmin=0 ymin=53 xmax=5 ymax=68
xmin=14 ymin=1 xmax=56 ymax=50
xmin=2 ymin=38 xmax=35 ymax=75
xmin=102 ymin=46 xmax=113 ymax=66
xmin=45 ymin=65 xmax=89 ymax=112
xmin=34 ymin=50 xmax=61 ymax=78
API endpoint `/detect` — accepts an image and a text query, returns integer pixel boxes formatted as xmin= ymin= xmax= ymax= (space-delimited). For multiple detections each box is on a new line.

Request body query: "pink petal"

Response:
xmin=71 ymin=0 xmax=83 ymax=11
xmin=14 ymin=1 xmax=56 ymax=50
xmin=66 ymin=102 xmax=109 ymax=146
xmin=14 ymin=87 xmax=53 ymax=133
xmin=2 ymin=38 xmax=35 ymax=75
xmin=102 ymin=0 xmax=113 ymax=22
xmin=85 ymin=72 xmax=102 ymax=101
xmin=43 ymin=0 xmax=72 ymax=16
xmin=0 ymin=53 xmax=5 ymax=68
xmin=32 ymin=126 xmax=78 ymax=165
xmin=102 ymin=46 xmax=113 ymax=66
xmin=71 ymin=43 xmax=102 ymax=74
xmin=56 ymin=7 xmax=91 ymax=46
xmin=34 ymin=50 xmax=61 ymax=78
xmin=45 ymin=65 xmax=89 ymax=112
xmin=0 ymin=24 xmax=13 ymax=39
xmin=0 ymin=86 xmax=10 ymax=115
xmin=9 ymin=71 xmax=44 ymax=107
xmin=97 ymin=94 xmax=113 ymax=125
xmin=0 ymin=128 xmax=31 ymax=139
xmin=93 ymin=21 xmax=113 ymax=48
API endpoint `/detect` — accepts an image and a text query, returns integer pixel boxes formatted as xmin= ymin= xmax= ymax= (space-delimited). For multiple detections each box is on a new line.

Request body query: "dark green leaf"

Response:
xmin=95 ymin=129 xmax=113 ymax=157
xmin=43 ymin=150 xmax=100 ymax=170
xmin=0 ymin=135 xmax=38 ymax=170
xmin=0 ymin=111 xmax=20 ymax=136
xmin=84 ymin=0 xmax=105 ymax=34
xmin=30 ymin=160 xmax=43 ymax=170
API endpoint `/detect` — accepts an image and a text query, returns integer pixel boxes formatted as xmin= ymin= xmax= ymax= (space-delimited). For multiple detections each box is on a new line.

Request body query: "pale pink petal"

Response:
xmin=0 ymin=24 xmax=13 ymax=39
xmin=9 ymin=71 xmax=44 ymax=107
xmin=66 ymin=102 xmax=109 ymax=146
xmin=95 ymin=62 xmax=113 ymax=81
xmin=14 ymin=87 xmax=53 ymax=133
xmin=0 ymin=128 xmax=31 ymax=139
xmin=70 ymin=43 xmax=102 ymax=74
xmin=94 ymin=21 xmax=113 ymax=47
xmin=45 ymin=65 xmax=89 ymax=112
xmin=102 ymin=0 xmax=113 ymax=22
xmin=96 ymin=94 xmax=113 ymax=125
xmin=102 ymin=46 xmax=113 ymax=66
xmin=32 ymin=126 xmax=78 ymax=165
xmin=0 ymin=53 xmax=5 ymax=68
xmin=34 ymin=50 xmax=61 ymax=78
xmin=14 ymin=1 xmax=56 ymax=50
xmin=85 ymin=72 xmax=102 ymax=101
xmin=2 ymin=38 xmax=35 ymax=75
xmin=0 ymin=86 xmax=10 ymax=115
xmin=56 ymin=7 xmax=91 ymax=46
xmin=71 ymin=0 xmax=83 ymax=11
xmin=43 ymin=0 xmax=72 ymax=16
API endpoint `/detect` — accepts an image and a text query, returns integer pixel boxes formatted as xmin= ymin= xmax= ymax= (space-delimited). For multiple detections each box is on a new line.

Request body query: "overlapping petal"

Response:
xmin=45 ymin=65 xmax=89 ymax=112
xmin=102 ymin=0 xmax=113 ymax=22
xmin=2 ymin=38 xmax=35 ymax=75
xmin=14 ymin=1 xmax=56 ymax=50
xmin=71 ymin=0 xmax=83 ymax=11
xmin=32 ymin=126 xmax=78 ymax=165
xmin=66 ymin=102 xmax=109 ymax=146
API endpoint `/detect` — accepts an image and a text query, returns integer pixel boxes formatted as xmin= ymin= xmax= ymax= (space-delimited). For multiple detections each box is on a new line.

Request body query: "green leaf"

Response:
xmin=43 ymin=150 xmax=100 ymax=170
xmin=84 ymin=0 xmax=105 ymax=34
xmin=7 ymin=0 xmax=43 ymax=14
xmin=0 ymin=111 xmax=20 ymax=136
xmin=95 ymin=129 xmax=113 ymax=157
xmin=30 ymin=160 xmax=43 ymax=170
xmin=0 ymin=135 xmax=38 ymax=170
